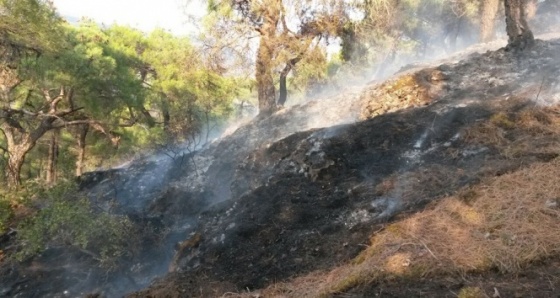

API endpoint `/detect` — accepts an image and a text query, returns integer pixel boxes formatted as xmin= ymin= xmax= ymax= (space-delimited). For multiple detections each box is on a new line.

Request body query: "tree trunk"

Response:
xmin=278 ymin=71 xmax=288 ymax=107
xmin=256 ymin=39 xmax=277 ymax=115
xmin=255 ymin=1 xmax=281 ymax=116
xmin=504 ymin=0 xmax=535 ymax=50
xmin=161 ymin=98 xmax=170 ymax=134
xmin=46 ymin=129 xmax=60 ymax=185
xmin=75 ymin=124 xmax=88 ymax=177
xmin=1 ymin=107 xmax=70 ymax=188
xmin=278 ymin=57 xmax=302 ymax=107
xmin=445 ymin=16 xmax=463 ymax=53
xmin=6 ymin=148 xmax=26 ymax=188
xmin=480 ymin=0 xmax=500 ymax=42
xmin=1 ymin=125 xmax=36 ymax=188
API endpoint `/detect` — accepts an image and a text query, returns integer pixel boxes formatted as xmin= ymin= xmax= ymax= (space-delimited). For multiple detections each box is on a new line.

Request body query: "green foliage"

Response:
xmin=326 ymin=54 xmax=343 ymax=77
xmin=0 ymin=198 xmax=12 ymax=233
xmin=288 ymin=46 xmax=329 ymax=100
xmin=0 ymin=180 xmax=44 ymax=206
xmin=0 ymin=0 xmax=240 ymax=188
xmin=15 ymin=182 xmax=137 ymax=269
xmin=141 ymin=29 xmax=236 ymax=143
xmin=0 ymin=0 xmax=64 ymax=54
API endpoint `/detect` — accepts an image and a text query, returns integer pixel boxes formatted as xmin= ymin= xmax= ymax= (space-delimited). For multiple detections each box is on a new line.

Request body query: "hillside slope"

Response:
xmin=2 ymin=35 xmax=560 ymax=298
xmin=129 ymin=37 xmax=560 ymax=297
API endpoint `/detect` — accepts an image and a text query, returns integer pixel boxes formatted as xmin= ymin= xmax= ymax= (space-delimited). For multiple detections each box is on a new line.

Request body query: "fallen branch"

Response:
xmin=535 ymin=76 xmax=546 ymax=102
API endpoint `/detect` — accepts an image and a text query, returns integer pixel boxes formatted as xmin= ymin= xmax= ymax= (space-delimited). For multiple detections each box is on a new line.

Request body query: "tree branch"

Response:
xmin=55 ymin=107 xmax=84 ymax=118
xmin=0 ymin=107 xmax=37 ymax=117
xmin=280 ymin=7 xmax=295 ymax=35
xmin=51 ymin=119 xmax=96 ymax=128
xmin=53 ymin=119 xmax=120 ymax=146
xmin=46 ymin=86 xmax=65 ymax=114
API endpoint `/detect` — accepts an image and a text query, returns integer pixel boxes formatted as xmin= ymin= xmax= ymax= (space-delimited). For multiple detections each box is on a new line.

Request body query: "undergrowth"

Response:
xmin=2 ymin=181 xmax=139 ymax=270
xmin=0 ymin=198 xmax=12 ymax=234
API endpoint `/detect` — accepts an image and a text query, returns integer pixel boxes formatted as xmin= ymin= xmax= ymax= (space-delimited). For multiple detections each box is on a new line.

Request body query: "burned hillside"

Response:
xmin=2 ymin=34 xmax=560 ymax=298
xmin=130 ymin=37 xmax=560 ymax=297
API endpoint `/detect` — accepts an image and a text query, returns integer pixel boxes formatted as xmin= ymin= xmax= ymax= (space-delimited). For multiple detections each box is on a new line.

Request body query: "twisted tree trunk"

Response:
xmin=5 ymin=139 xmax=33 ymax=188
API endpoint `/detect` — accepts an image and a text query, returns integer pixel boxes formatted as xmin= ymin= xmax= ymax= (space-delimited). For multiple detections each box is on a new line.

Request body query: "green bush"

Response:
xmin=15 ymin=182 xmax=137 ymax=269
xmin=0 ymin=199 xmax=13 ymax=234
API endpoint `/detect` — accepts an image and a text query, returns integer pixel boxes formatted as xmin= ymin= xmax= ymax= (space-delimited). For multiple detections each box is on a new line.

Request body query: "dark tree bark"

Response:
xmin=161 ymin=98 xmax=170 ymax=133
xmin=46 ymin=128 xmax=60 ymax=185
xmin=278 ymin=56 xmax=302 ymax=107
xmin=504 ymin=0 xmax=535 ymax=50
xmin=278 ymin=70 xmax=288 ymax=107
xmin=255 ymin=8 xmax=280 ymax=116
xmin=75 ymin=124 xmax=88 ymax=177
xmin=444 ymin=16 xmax=464 ymax=52
xmin=235 ymin=0 xmax=282 ymax=116
xmin=7 ymin=149 xmax=26 ymax=187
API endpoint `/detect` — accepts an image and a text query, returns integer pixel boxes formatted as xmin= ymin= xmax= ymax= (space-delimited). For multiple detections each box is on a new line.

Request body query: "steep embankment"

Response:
xmin=129 ymin=37 xmax=560 ymax=297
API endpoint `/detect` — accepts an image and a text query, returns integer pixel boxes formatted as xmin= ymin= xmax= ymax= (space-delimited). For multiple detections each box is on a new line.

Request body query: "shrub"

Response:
xmin=14 ymin=182 xmax=138 ymax=270
xmin=0 ymin=199 xmax=13 ymax=234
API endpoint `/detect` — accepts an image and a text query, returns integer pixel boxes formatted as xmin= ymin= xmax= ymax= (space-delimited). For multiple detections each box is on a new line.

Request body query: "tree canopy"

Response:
xmin=0 ymin=1 xmax=238 ymax=187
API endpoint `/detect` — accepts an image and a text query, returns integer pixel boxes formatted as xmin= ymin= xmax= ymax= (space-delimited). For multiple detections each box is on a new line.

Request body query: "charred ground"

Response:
xmin=132 ymin=37 xmax=560 ymax=297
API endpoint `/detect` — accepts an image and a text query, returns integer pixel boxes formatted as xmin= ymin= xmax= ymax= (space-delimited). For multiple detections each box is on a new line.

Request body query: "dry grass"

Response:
xmin=457 ymin=286 xmax=487 ymax=298
xmin=360 ymin=69 xmax=444 ymax=119
xmin=463 ymin=106 xmax=560 ymax=159
xmin=219 ymin=106 xmax=560 ymax=298
xmin=229 ymin=157 xmax=560 ymax=298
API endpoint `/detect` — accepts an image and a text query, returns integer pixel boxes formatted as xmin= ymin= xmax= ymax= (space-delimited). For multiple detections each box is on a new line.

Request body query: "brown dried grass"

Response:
xmin=463 ymin=121 xmax=509 ymax=147
xmin=225 ymin=106 xmax=560 ymax=298
xmin=232 ymin=158 xmax=560 ymax=298
xmin=360 ymin=70 xmax=442 ymax=119
xmin=463 ymin=106 xmax=560 ymax=159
